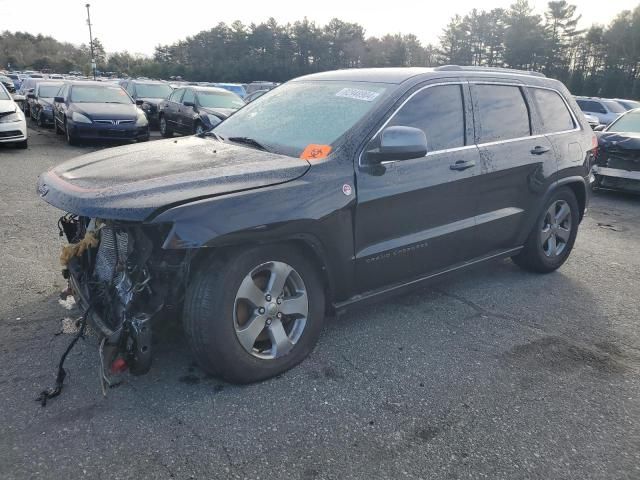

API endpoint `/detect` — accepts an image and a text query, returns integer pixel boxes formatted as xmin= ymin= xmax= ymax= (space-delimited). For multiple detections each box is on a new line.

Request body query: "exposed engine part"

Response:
xmin=41 ymin=215 xmax=191 ymax=401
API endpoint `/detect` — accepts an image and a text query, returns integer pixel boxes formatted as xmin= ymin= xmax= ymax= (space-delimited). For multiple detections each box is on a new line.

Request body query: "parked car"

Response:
xmin=159 ymin=85 xmax=244 ymax=137
xmin=5 ymin=73 xmax=22 ymax=89
xmin=575 ymin=96 xmax=625 ymax=125
xmin=0 ymin=75 xmax=16 ymax=93
xmin=245 ymin=81 xmax=278 ymax=94
xmin=583 ymin=113 xmax=600 ymax=129
xmin=593 ymin=108 xmax=640 ymax=192
xmin=0 ymin=83 xmax=28 ymax=148
xmin=243 ymin=89 xmax=268 ymax=103
xmin=52 ymin=81 xmax=149 ymax=145
xmin=26 ymin=81 xmax=64 ymax=127
xmin=612 ymin=98 xmax=640 ymax=111
xmin=210 ymin=82 xmax=247 ymax=98
xmin=17 ymin=78 xmax=43 ymax=115
xmin=120 ymin=79 xmax=173 ymax=127
xmin=37 ymin=66 xmax=594 ymax=384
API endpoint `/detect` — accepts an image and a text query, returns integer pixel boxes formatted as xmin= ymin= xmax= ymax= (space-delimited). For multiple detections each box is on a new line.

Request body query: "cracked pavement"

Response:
xmin=1 ymin=126 xmax=639 ymax=479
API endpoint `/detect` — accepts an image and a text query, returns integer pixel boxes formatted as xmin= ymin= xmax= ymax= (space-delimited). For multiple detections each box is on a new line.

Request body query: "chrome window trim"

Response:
xmin=359 ymin=80 xmax=582 ymax=167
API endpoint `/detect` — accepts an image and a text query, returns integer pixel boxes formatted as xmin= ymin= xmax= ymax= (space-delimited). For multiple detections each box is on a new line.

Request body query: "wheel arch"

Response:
xmin=551 ymin=176 xmax=587 ymax=221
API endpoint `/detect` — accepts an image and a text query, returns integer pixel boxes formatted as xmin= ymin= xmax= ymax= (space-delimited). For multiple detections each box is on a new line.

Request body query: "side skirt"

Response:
xmin=333 ymin=247 xmax=523 ymax=315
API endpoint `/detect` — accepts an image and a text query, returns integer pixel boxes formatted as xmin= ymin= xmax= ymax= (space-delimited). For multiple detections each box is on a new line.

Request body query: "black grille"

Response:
xmin=0 ymin=130 xmax=22 ymax=138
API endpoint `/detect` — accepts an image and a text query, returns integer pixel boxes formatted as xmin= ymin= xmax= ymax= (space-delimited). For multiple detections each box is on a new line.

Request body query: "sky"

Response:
xmin=1 ymin=0 xmax=638 ymax=56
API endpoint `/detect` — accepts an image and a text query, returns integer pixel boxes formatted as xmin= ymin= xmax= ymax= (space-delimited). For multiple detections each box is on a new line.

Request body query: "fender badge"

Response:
xmin=342 ymin=184 xmax=353 ymax=196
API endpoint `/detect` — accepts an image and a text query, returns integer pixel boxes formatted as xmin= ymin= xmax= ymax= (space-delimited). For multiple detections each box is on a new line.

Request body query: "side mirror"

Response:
xmin=135 ymin=99 xmax=144 ymax=106
xmin=54 ymin=96 xmax=64 ymax=103
xmin=26 ymin=93 xmax=36 ymax=99
xmin=365 ymin=126 xmax=428 ymax=164
xmin=183 ymin=101 xmax=195 ymax=108
xmin=594 ymin=124 xmax=606 ymax=132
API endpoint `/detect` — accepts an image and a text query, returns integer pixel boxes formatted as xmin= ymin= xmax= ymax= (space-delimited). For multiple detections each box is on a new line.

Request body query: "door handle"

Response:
xmin=531 ymin=145 xmax=551 ymax=155
xmin=450 ymin=159 xmax=476 ymax=171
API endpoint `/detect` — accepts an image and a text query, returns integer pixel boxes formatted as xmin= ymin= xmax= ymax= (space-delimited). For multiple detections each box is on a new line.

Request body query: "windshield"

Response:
xmin=618 ymin=100 xmax=640 ymax=110
xmin=38 ymin=84 xmax=63 ymax=97
xmin=602 ymin=100 xmax=626 ymax=114
xmin=607 ymin=110 xmax=640 ymax=133
xmin=136 ymin=83 xmax=173 ymax=99
xmin=213 ymin=81 xmax=389 ymax=157
xmin=197 ymin=90 xmax=245 ymax=109
xmin=71 ymin=85 xmax=132 ymax=104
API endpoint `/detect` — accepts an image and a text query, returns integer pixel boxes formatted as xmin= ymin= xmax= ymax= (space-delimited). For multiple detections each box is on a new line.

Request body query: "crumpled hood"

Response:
xmin=597 ymin=131 xmax=640 ymax=149
xmin=37 ymin=136 xmax=310 ymax=221
xmin=201 ymin=106 xmax=236 ymax=119
xmin=74 ymin=102 xmax=138 ymax=120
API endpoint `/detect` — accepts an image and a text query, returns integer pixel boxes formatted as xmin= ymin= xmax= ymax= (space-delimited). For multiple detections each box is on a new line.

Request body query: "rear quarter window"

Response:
xmin=474 ymin=84 xmax=531 ymax=143
xmin=530 ymin=88 xmax=575 ymax=133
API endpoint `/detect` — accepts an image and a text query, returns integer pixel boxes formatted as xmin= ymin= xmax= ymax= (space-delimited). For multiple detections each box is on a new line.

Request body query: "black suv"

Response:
xmin=37 ymin=67 xmax=594 ymax=385
xmin=120 ymin=79 xmax=173 ymax=127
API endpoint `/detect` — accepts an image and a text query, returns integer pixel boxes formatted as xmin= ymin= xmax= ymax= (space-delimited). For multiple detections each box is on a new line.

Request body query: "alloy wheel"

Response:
xmin=233 ymin=261 xmax=308 ymax=360
xmin=541 ymin=200 xmax=572 ymax=257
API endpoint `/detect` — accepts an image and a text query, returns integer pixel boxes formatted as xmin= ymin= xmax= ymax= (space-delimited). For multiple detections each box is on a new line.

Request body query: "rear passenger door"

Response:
xmin=355 ymin=82 xmax=482 ymax=292
xmin=469 ymin=82 xmax=556 ymax=254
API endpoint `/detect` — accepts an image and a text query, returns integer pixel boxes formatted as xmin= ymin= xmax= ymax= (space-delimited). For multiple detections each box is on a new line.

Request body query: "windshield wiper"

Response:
xmin=198 ymin=130 xmax=223 ymax=141
xmin=227 ymin=136 xmax=269 ymax=152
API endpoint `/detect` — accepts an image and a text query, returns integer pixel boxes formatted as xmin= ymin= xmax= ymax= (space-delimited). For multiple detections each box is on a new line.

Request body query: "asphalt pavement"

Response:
xmin=0 ymin=125 xmax=639 ymax=479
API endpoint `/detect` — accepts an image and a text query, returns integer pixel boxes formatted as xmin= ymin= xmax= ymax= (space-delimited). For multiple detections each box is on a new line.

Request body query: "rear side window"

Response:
xmin=474 ymin=85 xmax=530 ymax=143
xmin=530 ymin=88 xmax=575 ymax=133
xmin=576 ymin=100 xmax=606 ymax=114
xmin=388 ymin=84 xmax=465 ymax=151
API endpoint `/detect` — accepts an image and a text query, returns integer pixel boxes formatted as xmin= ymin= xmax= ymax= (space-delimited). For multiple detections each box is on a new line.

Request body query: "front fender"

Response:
xmin=148 ymin=163 xmax=357 ymax=301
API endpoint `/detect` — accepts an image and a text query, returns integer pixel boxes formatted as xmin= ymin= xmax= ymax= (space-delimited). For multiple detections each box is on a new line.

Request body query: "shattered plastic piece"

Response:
xmin=58 ymin=296 xmax=76 ymax=311
xmin=60 ymin=230 xmax=98 ymax=267
xmin=61 ymin=317 xmax=80 ymax=334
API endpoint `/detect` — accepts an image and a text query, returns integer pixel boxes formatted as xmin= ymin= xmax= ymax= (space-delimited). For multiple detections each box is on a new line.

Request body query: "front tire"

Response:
xmin=159 ymin=115 xmax=173 ymax=138
xmin=15 ymin=139 xmax=27 ymax=149
xmin=512 ymin=187 xmax=580 ymax=273
xmin=183 ymin=245 xmax=325 ymax=384
xmin=65 ymin=119 xmax=77 ymax=146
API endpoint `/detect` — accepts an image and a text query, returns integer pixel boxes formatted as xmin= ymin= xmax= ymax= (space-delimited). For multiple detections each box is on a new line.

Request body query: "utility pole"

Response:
xmin=85 ymin=3 xmax=96 ymax=79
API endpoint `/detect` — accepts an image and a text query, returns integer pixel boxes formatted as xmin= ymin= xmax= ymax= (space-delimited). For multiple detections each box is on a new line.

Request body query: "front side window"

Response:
xmin=169 ymin=88 xmax=184 ymax=103
xmin=197 ymin=90 xmax=245 ymax=109
xmin=70 ymin=85 xmax=132 ymax=104
xmin=182 ymin=89 xmax=195 ymax=104
xmin=0 ymin=85 xmax=9 ymax=100
xmin=530 ymin=88 xmax=575 ymax=133
xmin=606 ymin=110 xmax=640 ymax=133
xmin=385 ymin=84 xmax=465 ymax=151
xmin=475 ymin=84 xmax=530 ymax=143
xmin=214 ymin=81 xmax=389 ymax=157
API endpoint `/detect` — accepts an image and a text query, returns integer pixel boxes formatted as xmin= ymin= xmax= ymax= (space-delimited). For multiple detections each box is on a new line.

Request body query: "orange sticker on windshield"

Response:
xmin=300 ymin=144 xmax=332 ymax=160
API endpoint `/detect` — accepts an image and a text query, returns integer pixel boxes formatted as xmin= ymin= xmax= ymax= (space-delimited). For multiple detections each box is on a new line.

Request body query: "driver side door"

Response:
xmin=354 ymin=81 xmax=483 ymax=292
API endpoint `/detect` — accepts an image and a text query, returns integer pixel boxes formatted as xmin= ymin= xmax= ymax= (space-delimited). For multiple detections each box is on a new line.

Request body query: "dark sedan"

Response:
xmin=120 ymin=79 xmax=173 ymax=128
xmin=593 ymin=108 xmax=640 ymax=192
xmin=26 ymin=81 xmax=64 ymax=127
xmin=0 ymin=75 xmax=16 ymax=94
xmin=53 ymin=81 xmax=149 ymax=145
xmin=158 ymin=86 xmax=244 ymax=137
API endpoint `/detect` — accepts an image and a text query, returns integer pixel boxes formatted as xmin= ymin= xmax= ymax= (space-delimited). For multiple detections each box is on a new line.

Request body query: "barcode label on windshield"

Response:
xmin=335 ymin=88 xmax=380 ymax=102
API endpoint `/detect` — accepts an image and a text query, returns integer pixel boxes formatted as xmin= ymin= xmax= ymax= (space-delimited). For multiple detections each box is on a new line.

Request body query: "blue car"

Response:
xmin=53 ymin=81 xmax=149 ymax=145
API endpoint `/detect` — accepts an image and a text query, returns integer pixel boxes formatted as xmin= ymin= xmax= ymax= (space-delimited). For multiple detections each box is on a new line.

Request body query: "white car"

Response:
xmin=0 ymin=83 xmax=27 ymax=148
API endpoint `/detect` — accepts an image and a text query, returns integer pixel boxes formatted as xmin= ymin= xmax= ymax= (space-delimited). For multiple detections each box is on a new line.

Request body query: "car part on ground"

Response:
xmin=37 ymin=66 xmax=594 ymax=393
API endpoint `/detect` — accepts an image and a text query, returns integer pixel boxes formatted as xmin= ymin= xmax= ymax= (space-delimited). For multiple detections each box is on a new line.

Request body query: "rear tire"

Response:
xmin=512 ymin=187 xmax=580 ymax=273
xmin=54 ymin=118 xmax=63 ymax=135
xmin=159 ymin=115 xmax=173 ymax=138
xmin=183 ymin=244 xmax=325 ymax=384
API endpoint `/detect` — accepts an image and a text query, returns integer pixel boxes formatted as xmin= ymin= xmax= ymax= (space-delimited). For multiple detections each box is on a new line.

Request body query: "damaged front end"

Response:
xmin=59 ymin=215 xmax=190 ymax=384
xmin=594 ymin=132 xmax=640 ymax=192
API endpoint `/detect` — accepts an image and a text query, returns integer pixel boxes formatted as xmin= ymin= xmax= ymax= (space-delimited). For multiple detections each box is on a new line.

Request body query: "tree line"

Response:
xmin=1 ymin=1 xmax=639 ymax=99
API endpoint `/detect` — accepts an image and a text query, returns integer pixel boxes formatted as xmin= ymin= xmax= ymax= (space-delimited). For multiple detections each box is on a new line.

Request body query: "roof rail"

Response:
xmin=434 ymin=65 xmax=546 ymax=78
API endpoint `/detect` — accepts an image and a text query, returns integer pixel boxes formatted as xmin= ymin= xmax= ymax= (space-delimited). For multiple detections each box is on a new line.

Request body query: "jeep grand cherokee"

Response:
xmin=37 ymin=66 xmax=595 ymax=385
